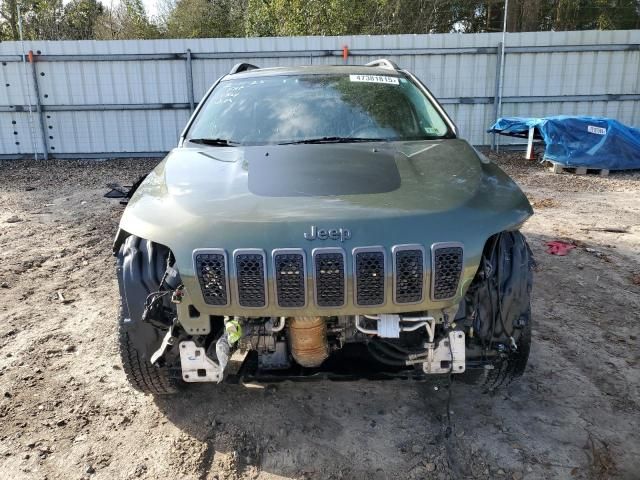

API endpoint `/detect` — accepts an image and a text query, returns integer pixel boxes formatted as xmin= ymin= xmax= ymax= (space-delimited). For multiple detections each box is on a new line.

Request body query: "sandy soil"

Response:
xmin=0 ymin=153 xmax=639 ymax=480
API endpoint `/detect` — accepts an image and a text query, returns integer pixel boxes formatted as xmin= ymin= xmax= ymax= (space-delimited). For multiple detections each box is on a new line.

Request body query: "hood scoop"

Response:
xmin=247 ymin=145 xmax=401 ymax=197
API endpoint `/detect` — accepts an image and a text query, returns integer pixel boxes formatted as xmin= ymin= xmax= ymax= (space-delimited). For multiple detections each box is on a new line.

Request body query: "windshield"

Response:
xmin=186 ymin=73 xmax=452 ymax=145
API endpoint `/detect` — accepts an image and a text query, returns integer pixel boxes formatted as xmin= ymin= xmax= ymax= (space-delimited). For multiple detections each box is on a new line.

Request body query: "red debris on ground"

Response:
xmin=545 ymin=240 xmax=576 ymax=256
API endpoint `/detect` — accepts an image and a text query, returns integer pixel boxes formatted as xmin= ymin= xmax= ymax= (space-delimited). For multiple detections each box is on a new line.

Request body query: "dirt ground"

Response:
xmin=0 ymin=153 xmax=639 ymax=480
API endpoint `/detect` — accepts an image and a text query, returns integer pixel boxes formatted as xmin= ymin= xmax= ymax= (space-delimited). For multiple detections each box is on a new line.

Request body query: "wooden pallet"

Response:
xmin=546 ymin=161 xmax=609 ymax=177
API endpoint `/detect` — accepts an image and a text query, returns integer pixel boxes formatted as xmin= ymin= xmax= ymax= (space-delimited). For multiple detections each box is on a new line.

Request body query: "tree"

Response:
xmin=554 ymin=0 xmax=640 ymax=30
xmin=61 ymin=0 xmax=104 ymax=39
xmin=94 ymin=0 xmax=160 ymax=39
xmin=165 ymin=0 xmax=246 ymax=38
xmin=3 ymin=0 xmax=640 ymax=42
xmin=0 ymin=0 xmax=65 ymax=41
xmin=1 ymin=0 xmax=105 ymax=40
xmin=0 ymin=0 xmax=20 ymax=40
xmin=245 ymin=0 xmax=385 ymax=36
xmin=243 ymin=0 xmax=500 ymax=37
xmin=30 ymin=0 xmax=65 ymax=39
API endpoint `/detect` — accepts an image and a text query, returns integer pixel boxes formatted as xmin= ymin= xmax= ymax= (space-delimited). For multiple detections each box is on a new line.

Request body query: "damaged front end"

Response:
xmin=118 ymin=231 xmax=533 ymax=387
xmin=174 ymin=311 xmax=467 ymax=383
xmin=149 ymin=311 xmax=468 ymax=383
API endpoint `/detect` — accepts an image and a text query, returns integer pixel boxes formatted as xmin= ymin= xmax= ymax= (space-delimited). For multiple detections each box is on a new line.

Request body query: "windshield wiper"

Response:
xmin=278 ymin=136 xmax=386 ymax=145
xmin=187 ymin=138 xmax=238 ymax=147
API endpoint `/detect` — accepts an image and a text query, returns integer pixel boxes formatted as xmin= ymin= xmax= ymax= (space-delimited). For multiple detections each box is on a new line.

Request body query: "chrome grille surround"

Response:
xmin=312 ymin=247 xmax=347 ymax=308
xmin=272 ymin=248 xmax=307 ymax=308
xmin=193 ymin=248 xmax=230 ymax=306
xmin=392 ymin=244 xmax=426 ymax=305
xmin=353 ymin=246 xmax=387 ymax=307
xmin=233 ymin=249 xmax=268 ymax=308
xmin=431 ymin=242 xmax=464 ymax=301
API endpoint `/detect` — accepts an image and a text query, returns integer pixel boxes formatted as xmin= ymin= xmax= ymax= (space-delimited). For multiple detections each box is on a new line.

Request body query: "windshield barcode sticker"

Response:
xmin=587 ymin=125 xmax=606 ymax=135
xmin=349 ymin=74 xmax=399 ymax=85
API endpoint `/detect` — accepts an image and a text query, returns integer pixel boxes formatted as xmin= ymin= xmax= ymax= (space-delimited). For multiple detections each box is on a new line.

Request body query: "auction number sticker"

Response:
xmin=349 ymin=74 xmax=399 ymax=85
xmin=587 ymin=125 xmax=607 ymax=135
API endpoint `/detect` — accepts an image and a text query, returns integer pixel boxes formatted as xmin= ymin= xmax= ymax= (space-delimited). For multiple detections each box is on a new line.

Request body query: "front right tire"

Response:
xmin=116 ymin=236 xmax=181 ymax=395
xmin=118 ymin=300 xmax=180 ymax=395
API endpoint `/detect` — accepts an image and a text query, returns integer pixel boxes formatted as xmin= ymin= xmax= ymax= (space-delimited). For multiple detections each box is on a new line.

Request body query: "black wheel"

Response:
xmin=118 ymin=301 xmax=180 ymax=395
xmin=461 ymin=230 xmax=534 ymax=391
xmin=116 ymin=236 xmax=182 ymax=395
xmin=463 ymin=316 xmax=531 ymax=391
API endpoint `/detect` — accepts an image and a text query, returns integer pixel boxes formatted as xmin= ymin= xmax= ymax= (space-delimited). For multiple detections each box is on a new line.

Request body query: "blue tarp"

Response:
xmin=488 ymin=115 xmax=640 ymax=170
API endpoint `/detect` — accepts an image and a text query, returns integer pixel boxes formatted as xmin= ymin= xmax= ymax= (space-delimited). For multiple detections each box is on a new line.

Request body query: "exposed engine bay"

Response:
xmin=164 ymin=312 xmax=467 ymax=383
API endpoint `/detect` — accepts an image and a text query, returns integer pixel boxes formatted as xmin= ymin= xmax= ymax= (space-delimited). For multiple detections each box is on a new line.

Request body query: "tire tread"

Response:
xmin=118 ymin=309 xmax=179 ymax=395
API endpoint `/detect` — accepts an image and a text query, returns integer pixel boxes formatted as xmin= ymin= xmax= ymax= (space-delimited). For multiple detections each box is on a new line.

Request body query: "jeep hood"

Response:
xmin=119 ymin=139 xmax=532 ymax=283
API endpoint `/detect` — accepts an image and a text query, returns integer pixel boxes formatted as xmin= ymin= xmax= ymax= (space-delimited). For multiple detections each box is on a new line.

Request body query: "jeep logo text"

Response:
xmin=304 ymin=225 xmax=352 ymax=242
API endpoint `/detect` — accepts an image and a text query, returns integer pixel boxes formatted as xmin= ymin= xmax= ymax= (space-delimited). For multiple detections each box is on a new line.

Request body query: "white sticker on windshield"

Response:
xmin=587 ymin=125 xmax=606 ymax=135
xmin=349 ymin=74 xmax=399 ymax=85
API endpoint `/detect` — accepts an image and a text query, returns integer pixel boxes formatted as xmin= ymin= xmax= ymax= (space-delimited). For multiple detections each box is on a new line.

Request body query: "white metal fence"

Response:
xmin=1 ymin=30 xmax=638 ymax=159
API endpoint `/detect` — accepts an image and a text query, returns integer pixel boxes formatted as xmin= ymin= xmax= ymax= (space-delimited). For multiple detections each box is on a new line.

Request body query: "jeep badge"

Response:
xmin=304 ymin=225 xmax=352 ymax=242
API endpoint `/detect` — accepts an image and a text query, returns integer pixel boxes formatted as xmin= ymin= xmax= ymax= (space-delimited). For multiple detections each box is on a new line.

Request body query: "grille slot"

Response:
xmin=354 ymin=248 xmax=386 ymax=306
xmin=432 ymin=244 xmax=463 ymax=300
xmin=194 ymin=251 xmax=228 ymax=306
xmin=274 ymin=251 xmax=306 ymax=308
xmin=393 ymin=247 xmax=424 ymax=304
xmin=234 ymin=251 xmax=267 ymax=308
xmin=313 ymin=250 xmax=345 ymax=307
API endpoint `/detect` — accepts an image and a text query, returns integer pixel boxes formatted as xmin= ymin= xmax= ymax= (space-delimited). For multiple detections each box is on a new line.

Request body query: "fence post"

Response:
xmin=525 ymin=127 xmax=535 ymax=160
xmin=491 ymin=41 xmax=503 ymax=152
xmin=185 ymin=49 xmax=195 ymax=113
xmin=28 ymin=51 xmax=48 ymax=161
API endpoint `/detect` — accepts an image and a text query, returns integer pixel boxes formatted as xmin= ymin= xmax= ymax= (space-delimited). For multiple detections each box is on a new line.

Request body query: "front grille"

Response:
xmin=194 ymin=251 xmax=228 ymax=306
xmin=195 ymin=243 xmax=464 ymax=308
xmin=314 ymin=251 xmax=345 ymax=307
xmin=274 ymin=251 xmax=306 ymax=308
xmin=354 ymin=249 xmax=385 ymax=306
xmin=235 ymin=251 xmax=266 ymax=307
xmin=432 ymin=245 xmax=463 ymax=300
xmin=394 ymin=248 xmax=424 ymax=304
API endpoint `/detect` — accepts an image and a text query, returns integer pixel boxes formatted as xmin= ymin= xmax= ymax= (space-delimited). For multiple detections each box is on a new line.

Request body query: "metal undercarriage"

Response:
xmin=163 ymin=312 xmax=468 ymax=384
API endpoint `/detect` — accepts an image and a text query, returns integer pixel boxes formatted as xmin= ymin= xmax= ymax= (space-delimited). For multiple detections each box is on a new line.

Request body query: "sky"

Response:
xmin=96 ymin=0 xmax=161 ymax=18
xmin=143 ymin=0 xmax=159 ymax=17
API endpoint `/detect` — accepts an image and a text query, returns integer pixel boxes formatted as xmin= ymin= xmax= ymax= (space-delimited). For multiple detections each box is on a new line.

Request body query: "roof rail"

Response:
xmin=229 ymin=63 xmax=260 ymax=75
xmin=365 ymin=59 xmax=400 ymax=70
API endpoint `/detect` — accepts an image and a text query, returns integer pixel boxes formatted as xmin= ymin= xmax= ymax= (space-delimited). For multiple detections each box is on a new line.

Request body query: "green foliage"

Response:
xmin=61 ymin=0 xmax=104 ymax=40
xmin=244 ymin=0 xmax=640 ymax=36
xmin=0 ymin=0 xmax=103 ymax=40
xmin=552 ymin=0 xmax=640 ymax=30
xmin=1 ymin=0 xmax=639 ymax=41
xmin=165 ymin=0 xmax=246 ymax=38
xmin=0 ymin=0 xmax=19 ymax=40
xmin=245 ymin=0 xmax=387 ymax=36
xmin=0 ymin=0 xmax=65 ymax=40
xmin=94 ymin=0 xmax=160 ymax=39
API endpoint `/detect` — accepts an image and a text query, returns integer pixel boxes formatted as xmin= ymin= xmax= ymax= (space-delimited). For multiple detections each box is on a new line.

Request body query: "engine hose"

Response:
xmin=375 ymin=339 xmax=428 ymax=356
xmin=370 ymin=341 xmax=429 ymax=364
xmin=368 ymin=342 xmax=408 ymax=360
xmin=367 ymin=343 xmax=407 ymax=366
xmin=372 ymin=341 xmax=430 ymax=362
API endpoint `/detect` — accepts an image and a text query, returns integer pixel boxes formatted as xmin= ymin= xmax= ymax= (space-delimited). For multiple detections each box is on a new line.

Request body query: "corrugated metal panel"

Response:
xmin=47 ymin=109 xmax=189 ymax=153
xmin=1 ymin=30 xmax=639 ymax=157
xmin=0 ymin=112 xmax=38 ymax=155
